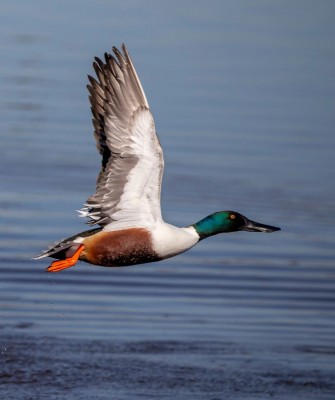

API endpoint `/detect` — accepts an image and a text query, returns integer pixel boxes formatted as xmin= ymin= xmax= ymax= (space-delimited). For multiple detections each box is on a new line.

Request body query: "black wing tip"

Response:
xmin=91 ymin=44 xmax=129 ymax=74
xmin=104 ymin=52 xmax=112 ymax=63
xmin=94 ymin=56 xmax=104 ymax=67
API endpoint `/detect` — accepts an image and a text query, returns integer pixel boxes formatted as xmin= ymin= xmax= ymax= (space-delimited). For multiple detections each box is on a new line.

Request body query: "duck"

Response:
xmin=35 ymin=44 xmax=280 ymax=273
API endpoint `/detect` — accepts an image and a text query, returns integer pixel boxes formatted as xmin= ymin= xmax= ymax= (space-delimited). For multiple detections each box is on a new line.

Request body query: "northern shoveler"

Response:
xmin=35 ymin=44 xmax=280 ymax=273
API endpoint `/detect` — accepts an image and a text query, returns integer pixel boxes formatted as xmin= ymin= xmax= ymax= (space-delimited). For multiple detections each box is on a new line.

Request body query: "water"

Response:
xmin=1 ymin=1 xmax=335 ymax=398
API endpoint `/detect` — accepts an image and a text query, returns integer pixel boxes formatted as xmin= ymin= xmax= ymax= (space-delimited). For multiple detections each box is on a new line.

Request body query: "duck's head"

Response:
xmin=192 ymin=211 xmax=280 ymax=240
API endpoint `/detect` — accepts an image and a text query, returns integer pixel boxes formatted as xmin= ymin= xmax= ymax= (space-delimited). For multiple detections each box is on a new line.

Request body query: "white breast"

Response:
xmin=151 ymin=222 xmax=199 ymax=260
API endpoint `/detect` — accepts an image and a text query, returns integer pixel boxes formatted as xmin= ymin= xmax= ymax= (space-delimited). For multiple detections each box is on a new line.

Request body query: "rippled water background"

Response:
xmin=1 ymin=1 xmax=335 ymax=399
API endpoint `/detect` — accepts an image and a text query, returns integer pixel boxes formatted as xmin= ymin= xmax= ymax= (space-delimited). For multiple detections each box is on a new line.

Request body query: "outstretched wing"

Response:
xmin=79 ymin=44 xmax=164 ymax=229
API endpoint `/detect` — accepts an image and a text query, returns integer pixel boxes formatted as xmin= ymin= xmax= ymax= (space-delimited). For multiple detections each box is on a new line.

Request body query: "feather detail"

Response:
xmin=80 ymin=44 xmax=164 ymax=228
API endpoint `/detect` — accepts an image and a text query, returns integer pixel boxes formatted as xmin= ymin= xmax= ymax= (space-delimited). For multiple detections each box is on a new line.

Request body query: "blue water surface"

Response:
xmin=0 ymin=1 xmax=335 ymax=399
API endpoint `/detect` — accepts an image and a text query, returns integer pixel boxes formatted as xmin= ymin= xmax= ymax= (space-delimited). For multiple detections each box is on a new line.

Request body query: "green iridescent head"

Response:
xmin=192 ymin=211 xmax=280 ymax=240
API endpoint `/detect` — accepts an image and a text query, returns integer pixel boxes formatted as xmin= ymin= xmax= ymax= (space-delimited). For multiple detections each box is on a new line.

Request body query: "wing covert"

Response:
xmin=79 ymin=45 xmax=164 ymax=228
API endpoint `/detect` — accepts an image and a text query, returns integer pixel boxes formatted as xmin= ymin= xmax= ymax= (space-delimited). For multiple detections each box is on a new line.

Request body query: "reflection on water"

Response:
xmin=1 ymin=1 xmax=335 ymax=399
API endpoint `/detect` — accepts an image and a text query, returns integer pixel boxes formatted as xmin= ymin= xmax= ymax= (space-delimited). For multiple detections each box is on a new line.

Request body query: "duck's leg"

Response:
xmin=46 ymin=244 xmax=85 ymax=273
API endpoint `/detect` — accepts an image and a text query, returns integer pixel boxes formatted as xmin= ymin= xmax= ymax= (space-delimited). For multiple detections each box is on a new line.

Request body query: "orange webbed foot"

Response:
xmin=46 ymin=244 xmax=85 ymax=273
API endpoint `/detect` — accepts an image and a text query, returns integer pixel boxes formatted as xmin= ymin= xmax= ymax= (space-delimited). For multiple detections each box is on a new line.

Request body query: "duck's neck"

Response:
xmin=192 ymin=212 xmax=231 ymax=240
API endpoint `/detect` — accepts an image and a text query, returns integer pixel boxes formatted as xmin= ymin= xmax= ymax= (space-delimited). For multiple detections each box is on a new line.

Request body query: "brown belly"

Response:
xmin=80 ymin=228 xmax=161 ymax=267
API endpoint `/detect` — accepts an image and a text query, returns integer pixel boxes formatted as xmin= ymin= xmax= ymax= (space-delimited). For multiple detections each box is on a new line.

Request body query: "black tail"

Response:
xmin=34 ymin=228 xmax=101 ymax=260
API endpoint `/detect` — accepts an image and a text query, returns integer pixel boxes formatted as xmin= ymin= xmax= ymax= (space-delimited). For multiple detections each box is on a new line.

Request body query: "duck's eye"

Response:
xmin=230 ymin=214 xmax=236 ymax=220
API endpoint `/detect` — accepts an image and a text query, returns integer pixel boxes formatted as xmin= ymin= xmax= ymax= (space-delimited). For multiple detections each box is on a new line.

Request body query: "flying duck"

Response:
xmin=35 ymin=44 xmax=280 ymax=273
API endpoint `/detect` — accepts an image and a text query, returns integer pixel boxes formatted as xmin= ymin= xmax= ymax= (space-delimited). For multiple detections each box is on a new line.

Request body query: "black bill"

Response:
xmin=242 ymin=218 xmax=281 ymax=233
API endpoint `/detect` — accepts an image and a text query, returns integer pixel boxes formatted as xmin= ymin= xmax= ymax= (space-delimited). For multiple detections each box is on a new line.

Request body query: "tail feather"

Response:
xmin=33 ymin=240 xmax=76 ymax=260
xmin=33 ymin=228 xmax=102 ymax=260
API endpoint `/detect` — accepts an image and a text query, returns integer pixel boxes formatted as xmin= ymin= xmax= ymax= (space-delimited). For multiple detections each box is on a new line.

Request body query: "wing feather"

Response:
xmin=79 ymin=44 xmax=164 ymax=228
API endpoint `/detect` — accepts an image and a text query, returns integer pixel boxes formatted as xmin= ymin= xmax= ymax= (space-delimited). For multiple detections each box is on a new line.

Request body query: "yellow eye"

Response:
xmin=230 ymin=214 xmax=236 ymax=220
